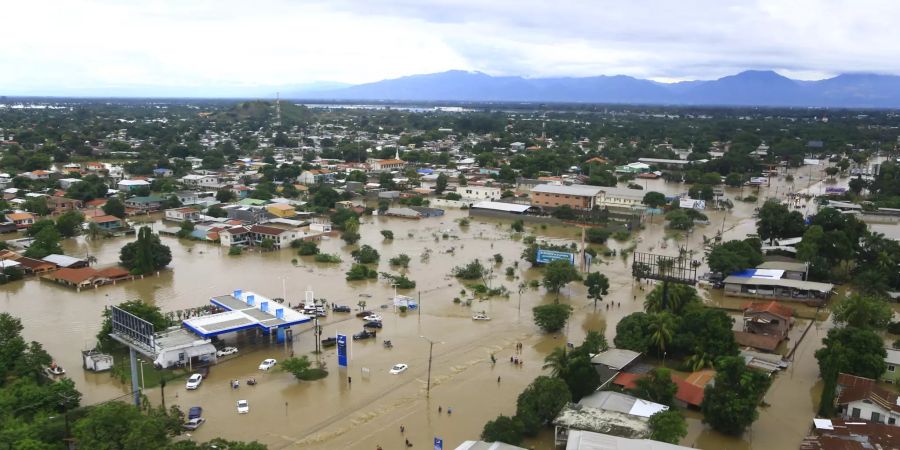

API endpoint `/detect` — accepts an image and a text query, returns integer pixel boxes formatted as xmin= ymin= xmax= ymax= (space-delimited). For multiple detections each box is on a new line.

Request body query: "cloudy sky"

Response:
xmin=4 ymin=0 xmax=899 ymax=95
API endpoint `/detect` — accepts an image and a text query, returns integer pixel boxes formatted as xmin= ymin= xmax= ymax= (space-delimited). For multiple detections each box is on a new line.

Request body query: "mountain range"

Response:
xmin=292 ymin=70 xmax=900 ymax=108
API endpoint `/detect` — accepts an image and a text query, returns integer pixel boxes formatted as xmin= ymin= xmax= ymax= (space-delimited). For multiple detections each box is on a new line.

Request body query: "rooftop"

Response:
xmin=532 ymin=184 xmax=603 ymax=197
xmin=801 ymin=419 xmax=900 ymax=450
xmin=591 ymin=349 xmax=642 ymax=370
xmin=182 ymin=290 xmax=311 ymax=338
xmin=470 ymin=201 xmax=532 ymax=213
xmin=757 ymin=261 xmax=809 ymax=273
xmin=565 ymin=430 xmax=696 ymax=450
xmin=554 ymin=403 xmax=650 ymax=439
xmin=577 ymin=391 xmax=668 ymax=418
xmin=836 ymin=373 xmax=900 ymax=413
xmin=723 ymin=276 xmax=834 ymax=293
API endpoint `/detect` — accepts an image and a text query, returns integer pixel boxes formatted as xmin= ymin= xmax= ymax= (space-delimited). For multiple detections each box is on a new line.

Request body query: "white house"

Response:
xmin=458 ymin=186 xmax=502 ymax=202
xmin=836 ymin=373 xmax=900 ymax=426
xmin=180 ymin=174 xmax=219 ymax=188
xmin=165 ymin=207 xmax=201 ymax=222
xmin=884 ymin=348 xmax=900 ymax=383
xmin=117 ymin=179 xmax=150 ymax=192
xmin=58 ymin=178 xmax=83 ymax=190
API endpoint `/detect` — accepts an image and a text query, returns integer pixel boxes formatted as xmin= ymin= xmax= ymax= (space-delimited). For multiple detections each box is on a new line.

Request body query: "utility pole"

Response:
xmin=420 ymin=336 xmax=441 ymax=397
xmin=417 ymin=290 xmax=421 ymax=321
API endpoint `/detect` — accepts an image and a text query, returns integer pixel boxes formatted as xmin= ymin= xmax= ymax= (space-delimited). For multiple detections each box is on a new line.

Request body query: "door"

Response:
xmin=851 ymin=407 xmax=861 ymax=419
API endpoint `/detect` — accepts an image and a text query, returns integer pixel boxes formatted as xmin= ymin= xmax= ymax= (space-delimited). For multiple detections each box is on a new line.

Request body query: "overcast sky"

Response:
xmin=4 ymin=0 xmax=900 ymax=94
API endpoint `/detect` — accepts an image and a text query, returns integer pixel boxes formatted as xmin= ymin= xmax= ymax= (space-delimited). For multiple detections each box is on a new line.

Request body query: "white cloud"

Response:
xmin=2 ymin=0 xmax=899 ymax=94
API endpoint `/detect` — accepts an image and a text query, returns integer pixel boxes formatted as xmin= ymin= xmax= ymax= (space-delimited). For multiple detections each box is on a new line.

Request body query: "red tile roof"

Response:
xmin=836 ymin=373 xmax=900 ymax=413
xmin=743 ymin=300 xmax=793 ymax=319
xmin=96 ymin=267 xmax=130 ymax=279
xmin=612 ymin=372 xmax=706 ymax=407
xmin=48 ymin=268 xmax=98 ymax=284
xmin=85 ymin=199 xmax=107 ymax=208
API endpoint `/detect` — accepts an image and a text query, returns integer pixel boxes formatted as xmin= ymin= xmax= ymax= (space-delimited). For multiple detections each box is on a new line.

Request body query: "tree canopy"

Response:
xmin=119 ymin=227 xmax=172 ymax=275
xmin=701 ymin=356 xmax=771 ymax=435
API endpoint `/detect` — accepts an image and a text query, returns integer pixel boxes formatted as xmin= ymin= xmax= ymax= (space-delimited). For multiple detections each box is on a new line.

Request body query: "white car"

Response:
xmin=363 ymin=314 xmax=383 ymax=322
xmin=185 ymin=373 xmax=203 ymax=390
xmin=389 ymin=363 xmax=408 ymax=374
xmin=258 ymin=358 xmax=277 ymax=371
xmin=216 ymin=346 xmax=238 ymax=357
xmin=236 ymin=399 xmax=249 ymax=414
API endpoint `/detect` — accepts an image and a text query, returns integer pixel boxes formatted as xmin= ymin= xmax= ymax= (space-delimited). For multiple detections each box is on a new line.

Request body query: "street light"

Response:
xmin=420 ymin=335 xmax=442 ymax=397
xmin=137 ymin=358 xmax=146 ymax=391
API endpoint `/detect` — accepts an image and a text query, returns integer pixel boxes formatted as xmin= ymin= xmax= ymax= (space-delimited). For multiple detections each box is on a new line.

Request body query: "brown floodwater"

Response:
xmin=2 ymin=161 xmax=891 ymax=449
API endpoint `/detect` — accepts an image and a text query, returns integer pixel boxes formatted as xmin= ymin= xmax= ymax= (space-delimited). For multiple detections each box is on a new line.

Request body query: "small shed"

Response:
xmin=82 ymin=350 xmax=114 ymax=372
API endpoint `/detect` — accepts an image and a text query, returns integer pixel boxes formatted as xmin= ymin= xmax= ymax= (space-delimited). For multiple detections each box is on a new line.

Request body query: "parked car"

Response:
xmin=353 ymin=330 xmax=376 ymax=340
xmin=188 ymin=406 xmax=203 ymax=420
xmin=389 ymin=363 xmax=408 ymax=374
xmin=321 ymin=337 xmax=337 ymax=347
xmin=185 ymin=373 xmax=203 ymax=390
xmin=236 ymin=400 xmax=249 ymax=414
xmin=362 ymin=314 xmax=383 ymax=322
xmin=183 ymin=417 xmax=206 ymax=430
xmin=258 ymin=359 xmax=277 ymax=371
xmin=216 ymin=346 xmax=238 ymax=357
xmin=364 ymin=321 xmax=383 ymax=329
xmin=197 ymin=366 xmax=210 ymax=379
xmin=333 ymin=305 xmax=351 ymax=313
xmin=355 ymin=310 xmax=373 ymax=318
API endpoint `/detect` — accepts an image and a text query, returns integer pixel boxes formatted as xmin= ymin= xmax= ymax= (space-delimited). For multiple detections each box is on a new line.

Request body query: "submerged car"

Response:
xmin=183 ymin=417 xmax=206 ymax=430
xmin=321 ymin=337 xmax=337 ymax=347
xmin=188 ymin=406 xmax=203 ymax=420
xmin=389 ymin=363 xmax=408 ymax=374
xmin=216 ymin=346 xmax=238 ymax=357
xmin=363 ymin=321 xmax=383 ymax=329
xmin=258 ymin=359 xmax=277 ymax=371
xmin=236 ymin=400 xmax=249 ymax=414
xmin=353 ymin=330 xmax=376 ymax=340
xmin=333 ymin=305 xmax=351 ymax=313
xmin=185 ymin=373 xmax=203 ymax=390
xmin=362 ymin=314 xmax=383 ymax=322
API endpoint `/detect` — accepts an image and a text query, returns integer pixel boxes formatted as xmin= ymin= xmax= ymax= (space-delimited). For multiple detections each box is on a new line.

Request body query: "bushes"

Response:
xmin=532 ymin=303 xmax=573 ymax=333
xmin=346 ymin=264 xmax=378 ymax=281
xmin=228 ymin=247 xmax=242 ymax=256
xmin=585 ymin=227 xmax=611 ymax=244
xmin=351 ymin=245 xmax=380 ymax=264
xmin=314 ymin=253 xmax=341 ymax=263
xmin=389 ymin=254 xmax=411 ymax=268
xmin=295 ymin=240 xmax=319 ymax=256
xmin=381 ymin=230 xmax=394 ymax=240
xmin=452 ymin=260 xmax=487 ymax=280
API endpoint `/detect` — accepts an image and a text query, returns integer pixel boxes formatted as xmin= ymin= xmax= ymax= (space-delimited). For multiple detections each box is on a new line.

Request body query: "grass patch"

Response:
xmin=297 ymin=368 xmax=328 ymax=381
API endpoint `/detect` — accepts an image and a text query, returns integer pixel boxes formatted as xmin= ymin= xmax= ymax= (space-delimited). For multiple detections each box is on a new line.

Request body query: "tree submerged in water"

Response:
xmin=120 ymin=226 xmax=172 ymax=275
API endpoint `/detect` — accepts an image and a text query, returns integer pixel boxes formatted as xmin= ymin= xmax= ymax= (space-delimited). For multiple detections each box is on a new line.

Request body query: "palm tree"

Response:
xmin=542 ymin=346 xmax=570 ymax=377
xmin=686 ymin=351 xmax=714 ymax=372
xmin=648 ymin=313 xmax=675 ymax=355
xmin=87 ymin=221 xmax=101 ymax=240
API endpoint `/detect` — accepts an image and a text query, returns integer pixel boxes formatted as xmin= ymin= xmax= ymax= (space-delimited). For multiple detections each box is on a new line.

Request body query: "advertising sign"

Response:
xmin=434 ymin=437 xmax=443 ymax=450
xmin=337 ymin=334 xmax=348 ymax=367
xmin=536 ymin=249 xmax=575 ymax=265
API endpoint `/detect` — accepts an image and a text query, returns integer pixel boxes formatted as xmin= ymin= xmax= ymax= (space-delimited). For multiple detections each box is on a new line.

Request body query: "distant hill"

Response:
xmin=295 ymin=70 xmax=900 ymax=108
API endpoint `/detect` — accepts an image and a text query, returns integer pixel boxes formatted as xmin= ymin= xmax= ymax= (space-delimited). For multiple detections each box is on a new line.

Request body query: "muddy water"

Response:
xmin=1 ymin=161 xmax=892 ymax=449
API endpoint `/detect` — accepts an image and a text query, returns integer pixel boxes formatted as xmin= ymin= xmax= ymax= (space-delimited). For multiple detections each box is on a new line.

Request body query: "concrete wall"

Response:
xmin=468 ymin=209 xmax=564 ymax=225
xmin=430 ymin=198 xmax=466 ymax=209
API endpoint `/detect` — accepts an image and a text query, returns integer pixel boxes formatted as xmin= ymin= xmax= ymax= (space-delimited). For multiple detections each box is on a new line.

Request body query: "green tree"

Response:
xmin=435 ymin=173 xmax=449 ymax=195
xmin=832 ymin=294 xmax=893 ymax=329
xmin=380 ymin=272 xmax=416 ymax=289
xmin=643 ymin=284 xmax=700 ymax=315
xmin=511 ymin=219 xmax=525 ymax=233
xmin=346 ymin=170 xmax=368 ymax=183
xmin=73 ymin=402 xmax=182 ymax=450
xmin=103 ymin=197 xmax=126 ymax=219
xmin=706 ymin=239 xmax=763 ymax=275
xmin=119 ymin=227 xmax=172 ymax=275
xmin=614 ymin=312 xmax=651 ymax=353
xmin=96 ymin=300 xmax=171 ymax=350
xmin=647 ymin=313 xmax=676 ymax=355
xmin=206 ymin=205 xmax=226 ymax=218
xmin=389 ymin=254 xmax=411 ymax=268
xmin=215 ymin=189 xmax=236 ymax=203
xmin=279 ymin=356 xmax=327 ymax=380
xmin=23 ymin=224 xmax=63 ymax=259
xmin=23 ymin=197 xmax=49 ymax=216
xmin=816 ymin=326 xmax=887 ymax=381
xmin=756 ymin=199 xmax=806 ymax=244
xmin=583 ymin=272 xmax=609 ymax=308
xmin=673 ymin=307 xmax=738 ymax=360
xmin=452 ymin=259 xmax=487 ymax=280
xmin=380 ymin=230 xmax=394 ymax=240
xmin=631 ymin=368 xmax=677 ymax=406
xmin=585 ymin=227 xmax=610 ymax=244
xmin=345 ymin=264 xmax=378 ymax=281
xmin=702 ymin=356 xmax=771 ymax=435
xmin=295 ymin=240 xmax=319 ymax=256
xmin=340 ymin=217 xmax=360 ymax=244
xmin=532 ymin=303 xmax=573 ymax=333
xmin=648 ymin=410 xmax=688 ymax=444
xmin=542 ymin=259 xmax=582 ymax=297
xmin=378 ymin=172 xmax=396 ymax=190
xmin=481 ymin=415 xmax=524 ymax=445
xmin=457 ymin=173 xmax=468 ymax=187
xmin=642 ymin=191 xmax=667 ymax=209
xmin=724 ymin=173 xmax=743 ymax=187
xmin=66 ymin=174 xmax=108 ymax=201
xmin=664 ymin=209 xmax=694 ymax=230
xmin=515 ymin=376 xmax=571 ymax=433
xmin=55 ymin=210 xmax=84 ymax=237
xmin=351 ymin=245 xmax=380 ymax=264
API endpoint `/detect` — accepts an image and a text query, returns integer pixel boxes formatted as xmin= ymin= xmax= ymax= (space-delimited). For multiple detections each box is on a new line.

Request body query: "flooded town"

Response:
xmin=1 ymin=97 xmax=900 ymax=450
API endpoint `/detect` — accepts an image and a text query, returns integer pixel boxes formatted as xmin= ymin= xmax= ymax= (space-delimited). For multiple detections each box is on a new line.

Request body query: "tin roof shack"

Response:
xmin=152 ymin=328 xmax=217 ymax=369
xmin=723 ymin=275 xmax=833 ymax=306
xmin=591 ymin=349 xmax=642 ymax=388
xmin=566 ymin=430 xmax=697 ymax=450
xmin=757 ymin=260 xmax=809 ymax=281
xmin=553 ymin=403 xmax=650 ymax=448
xmin=734 ymin=301 xmax=794 ymax=352
xmin=835 ymin=373 xmax=900 ymax=426
xmin=41 ymin=254 xmax=88 ymax=269
xmin=800 ymin=419 xmax=900 ymax=450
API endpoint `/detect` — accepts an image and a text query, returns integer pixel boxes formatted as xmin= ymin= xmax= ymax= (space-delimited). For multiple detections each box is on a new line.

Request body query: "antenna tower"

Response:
xmin=273 ymin=92 xmax=282 ymax=128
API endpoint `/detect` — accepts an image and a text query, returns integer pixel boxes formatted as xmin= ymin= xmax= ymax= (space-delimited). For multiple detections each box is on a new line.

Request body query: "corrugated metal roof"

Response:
xmin=723 ymin=276 xmax=834 ymax=292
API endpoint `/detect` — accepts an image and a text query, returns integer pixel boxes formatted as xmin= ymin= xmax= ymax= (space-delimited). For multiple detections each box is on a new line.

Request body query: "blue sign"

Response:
xmin=536 ymin=248 xmax=575 ymax=265
xmin=434 ymin=437 xmax=443 ymax=450
xmin=337 ymin=334 xmax=348 ymax=367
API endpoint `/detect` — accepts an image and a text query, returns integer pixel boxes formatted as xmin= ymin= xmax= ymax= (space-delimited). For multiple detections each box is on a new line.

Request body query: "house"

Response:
xmin=88 ymin=215 xmax=124 ymax=231
xmin=231 ymin=185 xmax=252 ymax=199
xmin=757 ymin=260 xmax=809 ymax=281
xmin=41 ymin=254 xmax=88 ymax=269
xmin=165 ymin=207 xmax=201 ymax=222
xmin=595 ymin=187 xmax=646 ymax=210
xmin=565 ymin=430 xmax=696 ymax=450
xmin=23 ymin=170 xmax=51 ymax=180
xmin=219 ymin=226 xmax=250 ymax=247
xmin=124 ymin=196 xmax=164 ymax=212
xmin=219 ymin=225 xmax=302 ymax=249
xmin=152 ymin=168 xmax=173 ymax=177
xmin=734 ymin=301 xmax=794 ymax=352
xmin=612 ymin=371 xmax=708 ymax=409
xmin=266 ymin=203 xmax=296 ymax=218
xmin=368 ymin=158 xmax=406 ymax=172
xmin=531 ymin=184 xmax=603 ymax=210
xmin=180 ymin=174 xmax=220 ymax=188
xmin=174 ymin=191 xmax=199 ymax=206
xmin=225 ymin=205 xmax=270 ymax=224
xmin=590 ymin=348 xmax=642 ymax=388
xmin=615 ymin=162 xmax=651 ymax=174
xmin=459 ymin=186 xmax=502 ymax=202
xmin=884 ymin=348 xmax=900 ymax=384
xmin=297 ymin=169 xmax=335 ymax=185
xmin=13 ymin=256 xmax=57 ymax=274
xmin=47 ymin=196 xmax=83 ymax=214
xmin=42 ymin=266 xmax=131 ymax=290
xmin=5 ymin=212 xmax=35 ymax=229
xmin=553 ymin=403 xmax=650 ymax=447
xmin=117 ymin=179 xmax=151 ymax=192
xmin=835 ymin=373 xmax=900 ymax=425
xmin=801 ymin=419 xmax=900 ymax=450
xmin=723 ymin=275 xmax=833 ymax=305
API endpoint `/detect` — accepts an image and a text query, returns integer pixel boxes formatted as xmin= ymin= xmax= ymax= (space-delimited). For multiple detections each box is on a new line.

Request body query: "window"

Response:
xmin=890 ymin=365 xmax=895 ymax=372
xmin=851 ymin=408 xmax=861 ymax=418
xmin=890 ymin=418 xmax=896 ymax=425
xmin=872 ymin=412 xmax=881 ymax=423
